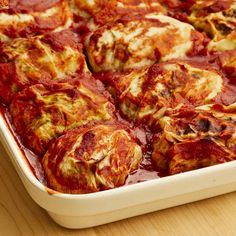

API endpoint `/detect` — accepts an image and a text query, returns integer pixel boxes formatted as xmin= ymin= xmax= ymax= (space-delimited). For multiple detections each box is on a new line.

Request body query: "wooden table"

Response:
xmin=1 ymin=141 xmax=236 ymax=236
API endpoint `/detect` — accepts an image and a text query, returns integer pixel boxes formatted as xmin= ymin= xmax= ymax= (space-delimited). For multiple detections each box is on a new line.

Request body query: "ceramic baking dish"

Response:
xmin=1 ymin=112 xmax=236 ymax=229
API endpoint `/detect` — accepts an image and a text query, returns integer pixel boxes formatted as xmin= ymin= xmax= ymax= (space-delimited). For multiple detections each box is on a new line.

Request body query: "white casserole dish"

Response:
xmin=1 ymin=112 xmax=236 ymax=229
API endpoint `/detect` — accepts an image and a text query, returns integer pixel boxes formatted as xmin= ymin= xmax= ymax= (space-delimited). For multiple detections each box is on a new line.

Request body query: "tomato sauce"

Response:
xmin=7 ymin=0 xmax=60 ymax=13
xmin=0 ymin=0 xmax=235 ymax=193
xmin=0 ymin=90 xmax=162 ymax=190
xmin=0 ymin=1 xmax=70 ymax=39
xmin=0 ymin=105 xmax=47 ymax=185
xmin=42 ymin=30 xmax=82 ymax=51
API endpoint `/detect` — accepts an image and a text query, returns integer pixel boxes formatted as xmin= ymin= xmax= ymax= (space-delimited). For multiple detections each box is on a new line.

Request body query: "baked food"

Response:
xmin=0 ymin=30 xmax=88 ymax=103
xmin=9 ymin=76 xmax=116 ymax=154
xmin=85 ymin=13 xmax=206 ymax=72
xmin=152 ymin=108 xmax=236 ymax=175
xmin=42 ymin=122 xmax=143 ymax=193
xmin=189 ymin=1 xmax=236 ymax=51
xmin=97 ymin=58 xmax=234 ymax=128
xmin=0 ymin=0 xmax=73 ymax=42
xmin=0 ymin=0 xmax=235 ymax=194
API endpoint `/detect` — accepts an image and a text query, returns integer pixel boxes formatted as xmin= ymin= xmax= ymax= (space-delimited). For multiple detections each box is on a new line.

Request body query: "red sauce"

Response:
xmin=200 ymin=0 xmax=233 ymax=14
xmin=126 ymin=150 xmax=162 ymax=185
xmin=215 ymin=85 xmax=236 ymax=106
xmin=92 ymin=2 xmax=118 ymax=26
xmin=0 ymin=105 xmax=46 ymax=185
xmin=1 ymin=2 xmax=69 ymax=39
xmin=92 ymin=2 xmax=168 ymax=27
xmin=31 ymin=16 xmax=67 ymax=34
xmin=117 ymin=13 xmax=169 ymax=26
xmin=8 ymin=0 xmax=60 ymax=13
xmin=75 ymin=132 xmax=96 ymax=161
xmin=170 ymin=139 xmax=230 ymax=162
xmin=0 ymin=63 xmax=21 ymax=104
xmin=164 ymin=0 xmax=232 ymax=13
xmin=42 ymin=30 xmax=82 ymax=52
xmin=0 ymin=99 xmax=162 ymax=189
xmin=0 ymin=2 xmax=235 ymax=194
xmin=188 ymin=30 xmax=210 ymax=57
xmin=77 ymin=24 xmax=91 ymax=44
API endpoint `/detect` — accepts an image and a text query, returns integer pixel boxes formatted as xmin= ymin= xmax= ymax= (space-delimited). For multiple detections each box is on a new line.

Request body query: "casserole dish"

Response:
xmin=0 ymin=0 xmax=235 ymax=229
xmin=1 ymin=112 xmax=236 ymax=229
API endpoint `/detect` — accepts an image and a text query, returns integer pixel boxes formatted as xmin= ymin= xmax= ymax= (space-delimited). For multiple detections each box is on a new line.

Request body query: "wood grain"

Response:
xmin=1 ymin=141 xmax=236 ymax=236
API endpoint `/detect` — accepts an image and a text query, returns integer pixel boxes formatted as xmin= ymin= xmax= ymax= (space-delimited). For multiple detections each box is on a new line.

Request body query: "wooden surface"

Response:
xmin=1 ymin=141 xmax=236 ymax=236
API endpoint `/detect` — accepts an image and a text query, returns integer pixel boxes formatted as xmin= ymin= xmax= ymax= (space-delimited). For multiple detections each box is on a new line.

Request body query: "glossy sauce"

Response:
xmin=0 ymin=102 xmax=161 ymax=190
xmin=126 ymin=152 xmax=161 ymax=185
xmin=1 ymin=54 xmax=230 ymax=191
xmin=0 ymin=105 xmax=47 ymax=185
xmin=6 ymin=0 xmax=60 ymax=13
xmin=0 ymin=1 xmax=70 ymax=39
xmin=0 ymin=1 xmax=235 ymax=193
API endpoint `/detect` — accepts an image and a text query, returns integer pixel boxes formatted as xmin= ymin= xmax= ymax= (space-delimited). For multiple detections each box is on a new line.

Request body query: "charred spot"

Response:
xmin=183 ymin=126 xmax=194 ymax=135
xmin=215 ymin=23 xmax=233 ymax=36
xmin=191 ymin=73 xmax=201 ymax=80
xmin=159 ymin=89 xmax=170 ymax=97
xmin=223 ymin=9 xmax=236 ymax=18
xmin=0 ymin=53 xmax=10 ymax=63
xmin=221 ymin=124 xmax=227 ymax=131
xmin=198 ymin=119 xmax=211 ymax=132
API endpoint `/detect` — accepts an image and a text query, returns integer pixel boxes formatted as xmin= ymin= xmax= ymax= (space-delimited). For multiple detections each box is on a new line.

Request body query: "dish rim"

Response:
xmin=1 ymin=111 xmax=236 ymax=201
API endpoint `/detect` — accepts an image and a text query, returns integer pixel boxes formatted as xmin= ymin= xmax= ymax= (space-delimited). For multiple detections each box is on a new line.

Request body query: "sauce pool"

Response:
xmin=0 ymin=104 xmax=162 ymax=190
